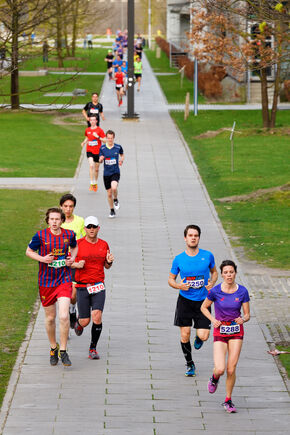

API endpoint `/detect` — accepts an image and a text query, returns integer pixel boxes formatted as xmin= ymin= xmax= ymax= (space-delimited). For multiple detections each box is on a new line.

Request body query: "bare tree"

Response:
xmin=0 ymin=0 xmax=53 ymax=108
xmin=189 ymin=0 xmax=289 ymax=128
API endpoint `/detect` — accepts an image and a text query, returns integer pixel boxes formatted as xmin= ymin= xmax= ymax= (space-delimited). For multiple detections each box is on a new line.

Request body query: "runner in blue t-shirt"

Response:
xmin=201 ymin=260 xmax=250 ymax=413
xmin=99 ymin=130 xmax=124 ymax=218
xmin=168 ymin=224 xmax=218 ymax=377
xmin=112 ymin=55 xmax=122 ymax=74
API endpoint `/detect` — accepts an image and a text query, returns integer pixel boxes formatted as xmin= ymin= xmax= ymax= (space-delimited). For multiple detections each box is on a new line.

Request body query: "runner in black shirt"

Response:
xmin=82 ymin=92 xmax=105 ymax=127
xmin=135 ymin=43 xmax=143 ymax=59
xmin=104 ymin=50 xmax=114 ymax=80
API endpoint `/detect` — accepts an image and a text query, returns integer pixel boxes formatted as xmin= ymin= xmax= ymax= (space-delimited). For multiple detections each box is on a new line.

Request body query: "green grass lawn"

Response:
xmin=277 ymin=346 xmax=290 ymax=378
xmin=20 ymin=47 xmax=108 ymax=72
xmin=0 ymin=48 xmax=107 ymax=105
xmin=0 ymin=111 xmax=84 ymax=177
xmin=145 ymin=48 xmax=206 ymax=104
xmin=171 ymin=110 xmax=290 ymax=269
xmin=0 ymin=190 xmax=67 ymax=406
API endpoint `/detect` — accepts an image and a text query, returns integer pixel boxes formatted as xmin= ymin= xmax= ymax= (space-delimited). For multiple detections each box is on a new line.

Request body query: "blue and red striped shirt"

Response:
xmin=29 ymin=228 xmax=77 ymax=287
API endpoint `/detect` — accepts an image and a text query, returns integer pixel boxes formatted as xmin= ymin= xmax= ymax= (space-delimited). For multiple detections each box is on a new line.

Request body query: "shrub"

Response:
xmin=155 ymin=36 xmax=225 ymax=99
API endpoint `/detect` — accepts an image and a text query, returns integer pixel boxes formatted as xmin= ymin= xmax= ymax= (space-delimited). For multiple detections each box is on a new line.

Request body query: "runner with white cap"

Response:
xmin=72 ymin=216 xmax=114 ymax=359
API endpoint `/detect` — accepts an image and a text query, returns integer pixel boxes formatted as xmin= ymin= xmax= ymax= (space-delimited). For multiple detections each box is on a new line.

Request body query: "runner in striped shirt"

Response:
xmin=26 ymin=207 xmax=78 ymax=367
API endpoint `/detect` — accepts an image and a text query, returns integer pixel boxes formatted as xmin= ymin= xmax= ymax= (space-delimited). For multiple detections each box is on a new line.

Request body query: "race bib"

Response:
xmin=220 ymin=322 xmax=240 ymax=335
xmin=186 ymin=275 xmax=204 ymax=289
xmin=90 ymin=108 xmax=99 ymax=114
xmin=48 ymin=259 xmax=66 ymax=268
xmin=116 ymin=84 xmax=122 ymax=88
xmin=87 ymin=282 xmax=105 ymax=295
xmin=105 ymin=158 xmax=117 ymax=166
xmin=88 ymin=140 xmax=98 ymax=146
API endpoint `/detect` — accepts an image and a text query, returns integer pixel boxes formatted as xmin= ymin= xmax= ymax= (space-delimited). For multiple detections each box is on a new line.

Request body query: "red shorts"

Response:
xmin=39 ymin=282 xmax=72 ymax=307
xmin=214 ymin=336 xmax=243 ymax=343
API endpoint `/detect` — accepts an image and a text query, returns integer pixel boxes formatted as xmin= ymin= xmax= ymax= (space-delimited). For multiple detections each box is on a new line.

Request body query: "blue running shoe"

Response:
xmin=194 ymin=335 xmax=203 ymax=350
xmin=185 ymin=363 xmax=196 ymax=377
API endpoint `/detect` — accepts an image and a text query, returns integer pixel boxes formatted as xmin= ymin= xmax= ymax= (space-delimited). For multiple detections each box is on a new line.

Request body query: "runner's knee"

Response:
xmin=58 ymin=311 xmax=69 ymax=323
xmin=180 ymin=330 xmax=191 ymax=342
xmin=92 ymin=310 xmax=102 ymax=324
xmin=79 ymin=318 xmax=90 ymax=327
xmin=227 ymin=365 xmax=237 ymax=377
xmin=197 ymin=330 xmax=210 ymax=341
xmin=215 ymin=366 xmax=225 ymax=377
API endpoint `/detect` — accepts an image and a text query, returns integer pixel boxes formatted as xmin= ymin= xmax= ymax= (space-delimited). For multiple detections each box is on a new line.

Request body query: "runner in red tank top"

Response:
xmin=81 ymin=115 xmax=105 ymax=191
xmin=114 ymin=65 xmax=125 ymax=106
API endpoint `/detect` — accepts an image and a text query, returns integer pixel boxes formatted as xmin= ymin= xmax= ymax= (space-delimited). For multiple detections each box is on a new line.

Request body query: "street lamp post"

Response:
xmin=148 ymin=0 xmax=151 ymax=49
xmin=123 ymin=0 xmax=139 ymax=119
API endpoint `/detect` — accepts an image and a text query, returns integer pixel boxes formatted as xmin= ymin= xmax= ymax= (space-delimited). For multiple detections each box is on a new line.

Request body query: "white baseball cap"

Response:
xmin=84 ymin=216 xmax=99 ymax=227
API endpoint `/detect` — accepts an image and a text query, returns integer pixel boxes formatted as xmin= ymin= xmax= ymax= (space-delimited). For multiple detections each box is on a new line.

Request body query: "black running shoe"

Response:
xmin=113 ymin=199 xmax=120 ymax=210
xmin=50 ymin=343 xmax=59 ymax=366
xmin=70 ymin=311 xmax=77 ymax=329
xmin=74 ymin=321 xmax=84 ymax=336
xmin=60 ymin=350 xmax=72 ymax=367
xmin=108 ymin=210 xmax=116 ymax=219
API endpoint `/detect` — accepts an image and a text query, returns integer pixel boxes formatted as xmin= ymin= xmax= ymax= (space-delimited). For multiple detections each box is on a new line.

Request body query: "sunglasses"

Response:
xmin=86 ymin=224 xmax=98 ymax=229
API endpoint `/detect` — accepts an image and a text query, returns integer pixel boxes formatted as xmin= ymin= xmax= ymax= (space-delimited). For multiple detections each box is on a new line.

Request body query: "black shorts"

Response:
xmin=116 ymin=86 xmax=123 ymax=91
xmin=87 ymin=152 xmax=99 ymax=162
xmin=76 ymin=287 xmax=106 ymax=319
xmin=103 ymin=173 xmax=120 ymax=190
xmin=174 ymin=294 xmax=211 ymax=329
xmin=135 ymin=73 xmax=142 ymax=79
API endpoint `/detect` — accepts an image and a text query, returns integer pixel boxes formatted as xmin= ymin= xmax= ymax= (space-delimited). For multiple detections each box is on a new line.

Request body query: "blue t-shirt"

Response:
xmin=99 ymin=143 xmax=124 ymax=176
xmin=121 ymin=62 xmax=128 ymax=75
xmin=170 ymin=249 xmax=215 ymax=301
xmin=113 ymin=59 xmax=122 ymax=72
xmin=207 ymin=283 xmax=250 ymax=322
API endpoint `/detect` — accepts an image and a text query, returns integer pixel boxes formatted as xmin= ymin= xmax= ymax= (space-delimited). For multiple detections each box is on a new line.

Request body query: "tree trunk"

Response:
xmin=11 ymin=3 xmax=19 ymax=109
xmin=260 ymin=68 xmax=270 ymax=128
xmin=56 ymin=0 xmax=63 ymax=67
xmin=71 ymin=0 xmax=80 ymax=57
xmin=63 ymin=9 xmax=70 ymax=57
xmin=10 ymin=1 xmax=19 ymax=110
xmin=270 ymin=62 xmax=281 ymax=129
xmin=64 ymin=28 xmax=70 ymax=57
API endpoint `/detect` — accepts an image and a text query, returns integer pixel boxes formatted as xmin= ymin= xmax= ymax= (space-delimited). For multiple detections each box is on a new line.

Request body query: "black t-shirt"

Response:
xmin=83 ymin=102 xmax=103 ymax=125
xmin=135 ymin=46 xmax=143 ymax=58
xmin=106 ymin=54 xmax=114 ymax=67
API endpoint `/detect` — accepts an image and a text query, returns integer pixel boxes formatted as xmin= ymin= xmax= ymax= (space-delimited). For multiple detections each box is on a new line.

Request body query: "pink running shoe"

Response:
xmin=208 ymin=376 xmax=219 ymax=394
xmin=222 ymin=400 xmax=237 ymax=413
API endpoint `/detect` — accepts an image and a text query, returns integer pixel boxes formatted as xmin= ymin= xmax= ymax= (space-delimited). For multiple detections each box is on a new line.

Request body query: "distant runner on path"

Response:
xmin=114 ymin=65 xmax=125 ymax=106
xmin=60 ymin=194 xmax=86 ymax=330
xmin=26 ymin=208 xmax=78 ymax=367
xmin=104 ymin=49 xmax=114 ymax=80
xmin=168 ymin=225 xmax=218 ymax=377
xmin=134 ymin=56 xmax=142 ymax=92
xmin=201 ymin=260 xmax=250 ymax=413
xmin=99 ymin=130 xmax=124 ymax=219
xmin=72 ymin=216 xmax=114 ymax=360
xmin=82 ymin=92 xmax=105 ymax=127
xmin=81 ymin=115 xmax=106 ymax=192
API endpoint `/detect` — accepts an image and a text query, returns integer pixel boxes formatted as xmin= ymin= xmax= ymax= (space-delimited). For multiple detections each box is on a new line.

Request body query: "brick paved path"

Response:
xmin=0 ymin=54 xmax=289 ymax=434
